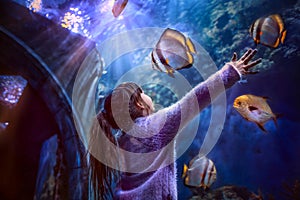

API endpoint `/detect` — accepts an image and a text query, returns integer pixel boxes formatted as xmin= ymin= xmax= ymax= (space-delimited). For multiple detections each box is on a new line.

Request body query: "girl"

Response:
xmin=89 ymin=49 xmax=261 ymax=199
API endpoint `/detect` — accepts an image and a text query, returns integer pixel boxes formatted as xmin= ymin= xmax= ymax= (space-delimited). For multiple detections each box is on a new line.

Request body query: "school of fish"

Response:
xmin=108 ymin=6 xmax=286 ymax=189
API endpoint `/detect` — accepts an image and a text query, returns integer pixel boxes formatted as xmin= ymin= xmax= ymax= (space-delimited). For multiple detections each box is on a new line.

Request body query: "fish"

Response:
xmin=182 ymin=155 xmax=217 ymax=189
xmin=233 ymin=94 xmax=278 ymax=132
xmin=151 ymin=28 xmax=196 ymax=78
xmin=249 ymin=14 xmax=287 ymax=48
xmin=112 ymin=0 xmax=128 ymax=17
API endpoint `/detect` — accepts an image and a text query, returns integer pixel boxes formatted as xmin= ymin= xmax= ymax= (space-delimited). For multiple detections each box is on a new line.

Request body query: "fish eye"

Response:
xmin=237 ymin=101 xmax=241 ymax=105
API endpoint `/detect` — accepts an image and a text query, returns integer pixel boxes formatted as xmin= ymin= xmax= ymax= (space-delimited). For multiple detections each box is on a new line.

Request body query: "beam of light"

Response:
xmin=99 ymin=0 xmax=115 ymax=14
xmin=61 ymin=7 xmax=91 ymax=38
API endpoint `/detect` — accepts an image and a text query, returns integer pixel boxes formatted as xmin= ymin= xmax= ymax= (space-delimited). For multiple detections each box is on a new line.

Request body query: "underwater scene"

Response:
xmin=1 ymin=0 xmax=300 ymax=199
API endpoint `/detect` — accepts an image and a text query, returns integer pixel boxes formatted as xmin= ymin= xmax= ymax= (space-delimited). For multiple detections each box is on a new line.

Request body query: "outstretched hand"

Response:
xmin=230 ymin=48 xmax=262 ymax=75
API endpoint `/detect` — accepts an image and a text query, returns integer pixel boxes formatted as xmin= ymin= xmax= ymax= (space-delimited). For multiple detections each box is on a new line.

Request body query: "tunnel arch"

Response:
xmin=0 ymin=1 xmax=95 ymax=198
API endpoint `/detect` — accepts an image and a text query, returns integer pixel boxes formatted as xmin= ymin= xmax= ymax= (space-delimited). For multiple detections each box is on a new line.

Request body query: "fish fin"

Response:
xmin=262 ymin=96 xmax=270 ymax=100
xmin=164 ymin=63 xmax=174 ymax=72
xmin=184 ymin=176 xmax=189 ymax=186
xmin=156 ymin=48 xmax=168 ymax=65
xmin=281 ymin=30 xmax=287 ymax=44
xmin=269 ymin=15 xmax=284 ymax=47
xmin=273 ymin=113 xmax=283 ymax=128
xmin=151 ymin=51 xmax=163 ymax=72
xmin=186 ymin=38 xmax=196 ymax=54
xmin=256 ymin=122 xmax=268 ymax=133
xmin=167 ymin=71 xmax=175 ymax=78
xmin=175 ymin=63 xmax=193 ymax=71
xmin=186 ymin=52 xmax=194 ymax=64
xmin=272 ymin=117 xmax=278 ymax=128
xmin=165 ymin=58 xmax=169 ymax=65
xmin=249 ymin=22 xmax=254 ymax=34
xmin=273 ymin=38 xmax=280 ymax=48
xmin=165 ymin=65 xmax=175 ymax=78
xmin=174 ymin=52 xmax=194 ymax=71
xmin=164 ymin=29 xmax=186 ymax=47
xmin=182 ymin=164 xmax=188 ymax=178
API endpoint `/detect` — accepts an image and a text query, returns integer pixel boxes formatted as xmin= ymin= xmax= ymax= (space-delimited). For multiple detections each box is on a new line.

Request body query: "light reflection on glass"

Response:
xmin=28 ymin=0 xmax=42 ymax=12
xmin=61 ymin=7 xmax=91 ymax=38
xmin=99 ymin=0 xmax=115 ymax=14
xmin=0 ymin=76 xmax=27 ymax=108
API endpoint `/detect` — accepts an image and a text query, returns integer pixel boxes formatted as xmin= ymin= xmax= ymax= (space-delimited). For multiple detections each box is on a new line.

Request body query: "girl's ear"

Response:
xmin=136 ymin=101 xmax=145 ymax=109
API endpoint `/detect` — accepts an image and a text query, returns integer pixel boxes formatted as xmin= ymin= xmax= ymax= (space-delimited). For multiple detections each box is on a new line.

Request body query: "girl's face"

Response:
xmin=140 ymin=92 xmax=155 ymax=114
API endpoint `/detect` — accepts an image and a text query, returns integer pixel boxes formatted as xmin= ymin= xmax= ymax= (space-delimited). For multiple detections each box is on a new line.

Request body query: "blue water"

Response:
xmin=13 ymin=0 xmax=300 ymax=199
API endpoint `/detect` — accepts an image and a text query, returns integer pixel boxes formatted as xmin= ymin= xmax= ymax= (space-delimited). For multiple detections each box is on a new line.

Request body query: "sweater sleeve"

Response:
xmin=131 ymin=63 xmax=241 ymax=150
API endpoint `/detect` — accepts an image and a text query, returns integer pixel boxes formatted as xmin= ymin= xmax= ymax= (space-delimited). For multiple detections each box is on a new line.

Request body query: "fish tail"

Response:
xmin=182 ymin=164 xmax=188 ymax=178
xmin=273 ymin=116 xmax=278 ymax=128
xmin=273 ymin=113 xmax=283 ymax=128
xmin=165 ymin=65 xmax=175 ymax=78
xmin=167 ymin=71 xmax=175 ymax=78
xmin=186 ymin=38 xmax=196 ymax=54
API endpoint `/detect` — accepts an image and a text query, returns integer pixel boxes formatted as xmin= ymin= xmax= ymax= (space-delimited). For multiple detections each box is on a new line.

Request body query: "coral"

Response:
xmin=281 ymin=180 xmax=300 ymax=200
xmin=190 ymin=185 xmax=262 ymax=200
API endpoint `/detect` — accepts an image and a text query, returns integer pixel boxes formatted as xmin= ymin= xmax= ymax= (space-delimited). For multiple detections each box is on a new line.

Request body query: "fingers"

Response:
xmin=245 ymin=71 xmax=259 ymax=75
xmin=245 ymin=58 xmax=262 ymax=70
xmin=239 ymin=49 xmax=252 ymax=62
xmin=231 ymin=52 xmax=237 ymax=62
xmin=243 ymin=49 xmax=258 ymax=64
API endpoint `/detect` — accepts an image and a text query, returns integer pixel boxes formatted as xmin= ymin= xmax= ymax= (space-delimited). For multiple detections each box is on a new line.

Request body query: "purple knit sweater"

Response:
xmin=115 ymin=64 xmax=241 ymax=200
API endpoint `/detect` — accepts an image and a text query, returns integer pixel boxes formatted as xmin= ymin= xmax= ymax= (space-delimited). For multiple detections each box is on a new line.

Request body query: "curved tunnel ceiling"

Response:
xmin=0 ymin=1 xmax=95 ymax=199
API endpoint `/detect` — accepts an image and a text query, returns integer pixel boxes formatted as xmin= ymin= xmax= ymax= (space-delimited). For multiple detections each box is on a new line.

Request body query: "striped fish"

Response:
xmin=182 ymin=156 xmax=217 ymax=189
xmin=249 ymin=14 xmax=287 ymax=48
xmin=151 ymin=28 xmax=196 ymax=78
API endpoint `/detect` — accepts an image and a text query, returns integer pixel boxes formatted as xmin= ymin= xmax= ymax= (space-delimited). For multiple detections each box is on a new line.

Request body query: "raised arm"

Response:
xmin=172 ymin=48 xmax=262 ymax=127
xmin=133 ymin=49 xmax=261 ymax=148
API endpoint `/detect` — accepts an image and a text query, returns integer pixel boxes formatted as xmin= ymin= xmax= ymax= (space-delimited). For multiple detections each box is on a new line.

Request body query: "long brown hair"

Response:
xmin=88 ymin=82 xmax=151 ymax=199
